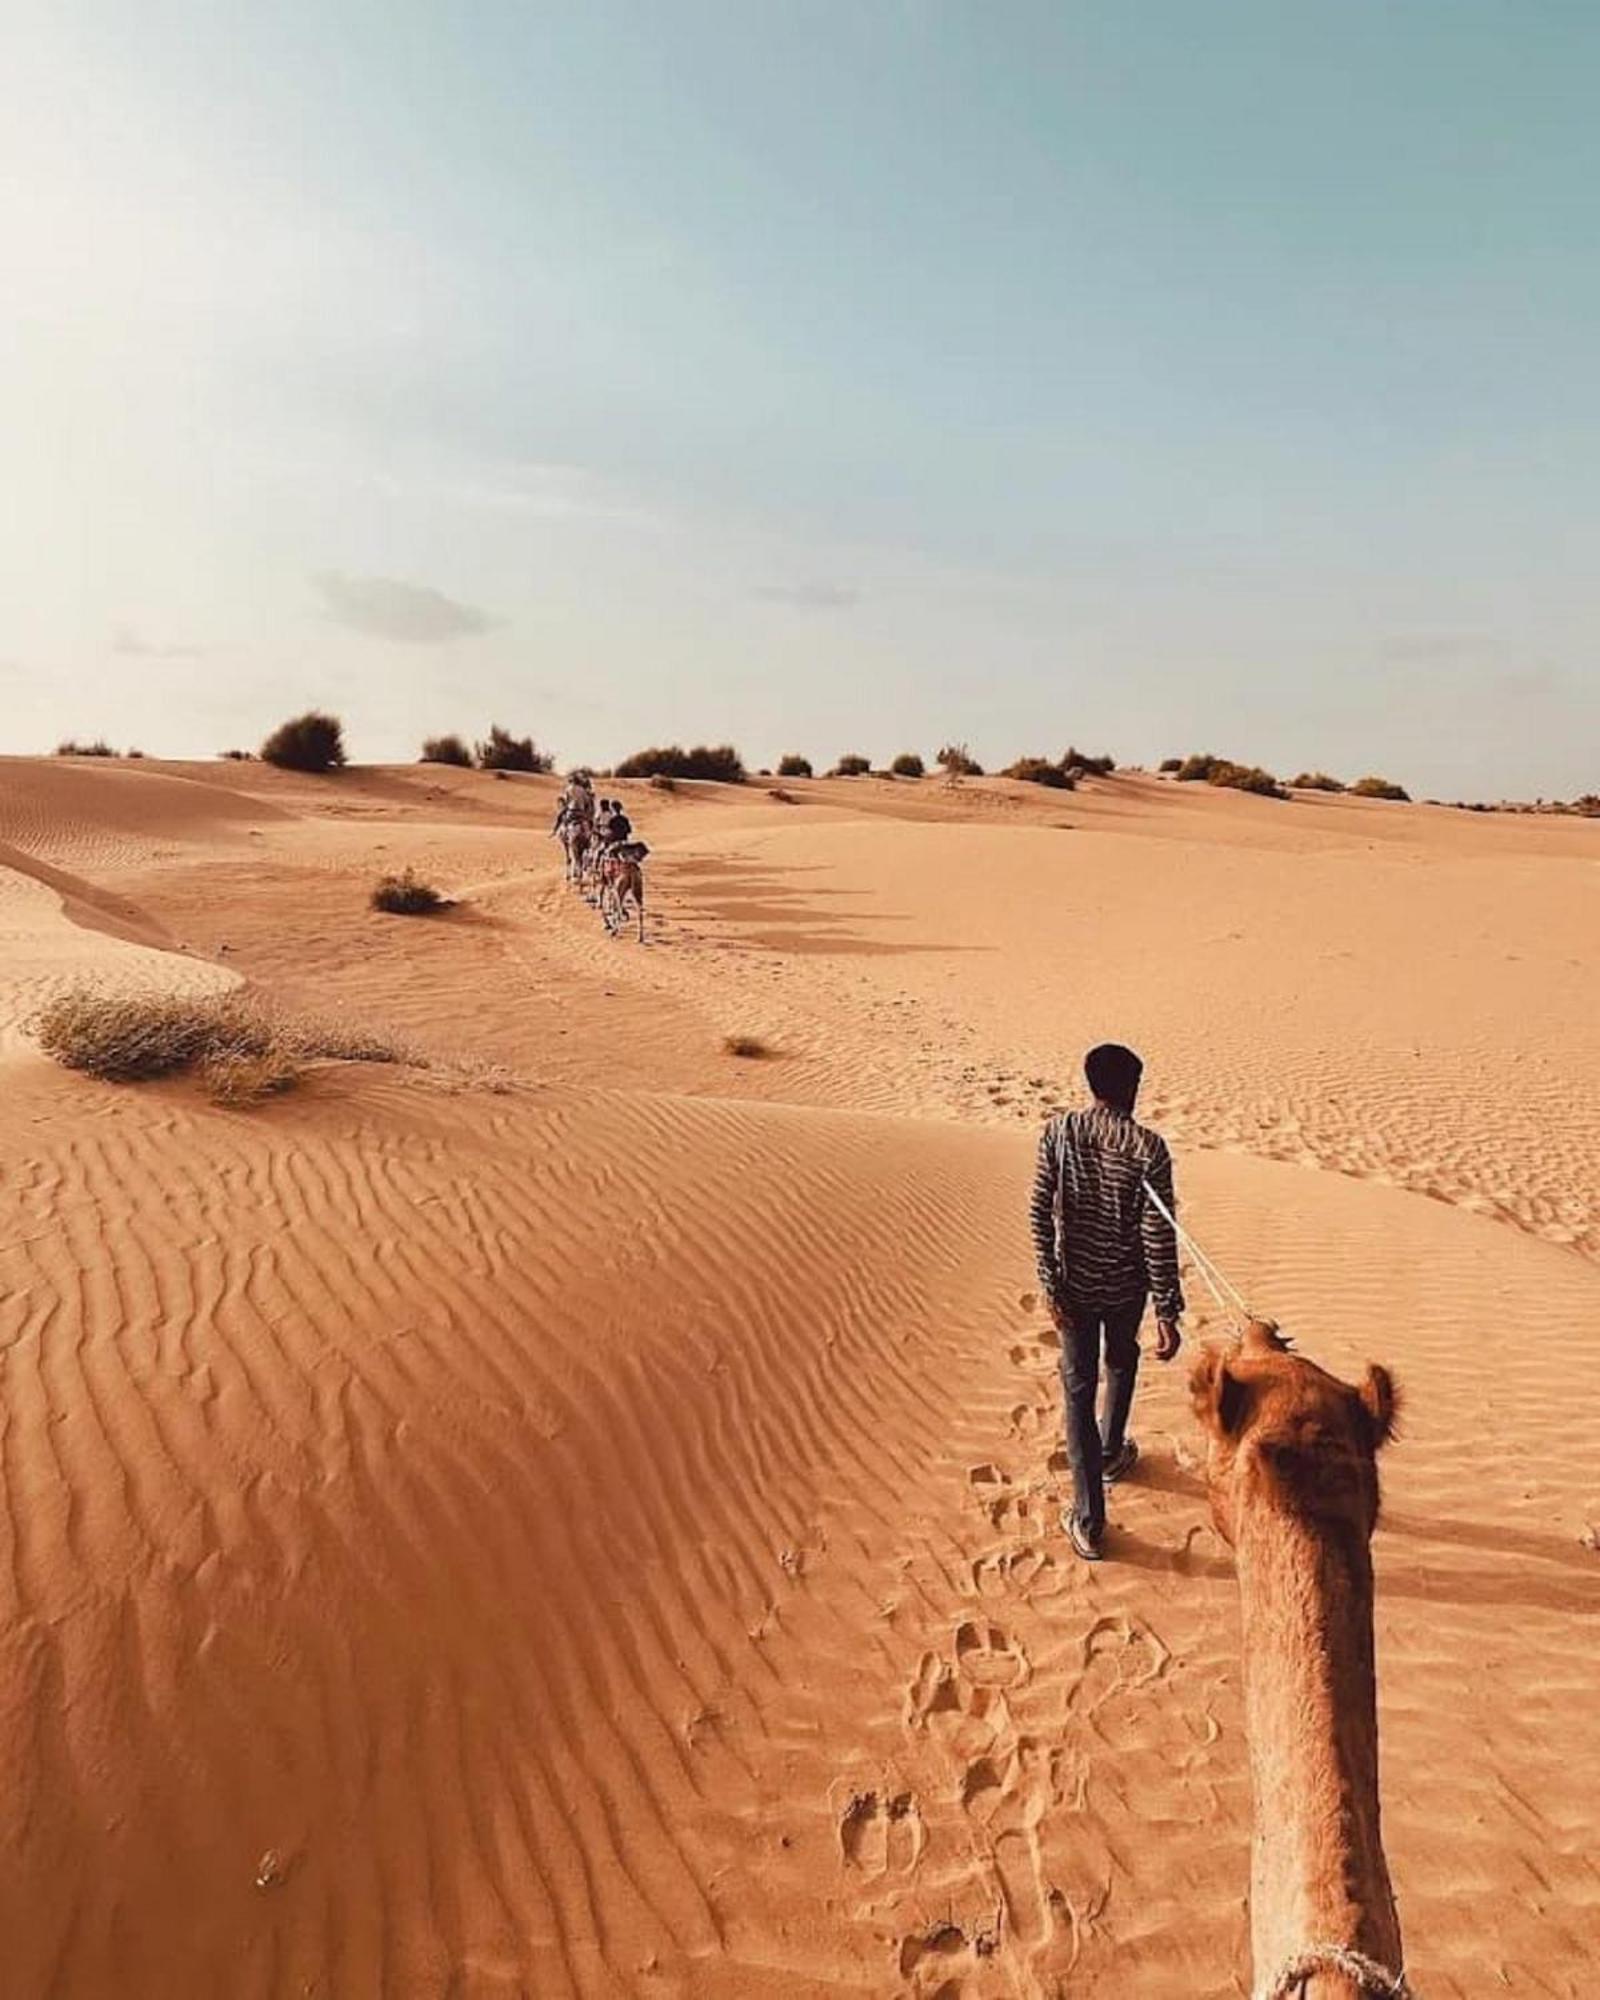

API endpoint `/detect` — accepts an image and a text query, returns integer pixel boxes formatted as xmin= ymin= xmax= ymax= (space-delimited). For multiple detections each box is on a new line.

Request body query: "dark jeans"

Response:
xmin=1059 ymin=1299 xmax=1145 ymax=1539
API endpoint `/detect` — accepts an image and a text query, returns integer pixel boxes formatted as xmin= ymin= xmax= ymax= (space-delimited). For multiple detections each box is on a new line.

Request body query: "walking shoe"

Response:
xmin=1102 ymin=1437 xmax=1140 ymax=1485
xmin=1064 ymin=1510 xmax=1104 ymax=1562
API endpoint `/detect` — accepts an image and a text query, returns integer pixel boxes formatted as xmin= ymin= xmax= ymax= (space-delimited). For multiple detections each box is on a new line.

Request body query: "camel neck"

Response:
xmin=1234 ymin=1507 xmax=1401 ymax=1998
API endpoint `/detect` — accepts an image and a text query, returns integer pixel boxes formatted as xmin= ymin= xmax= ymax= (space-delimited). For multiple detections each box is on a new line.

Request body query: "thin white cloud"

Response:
xmin=312 ymin=573 xmax=499 ymax=644
xmin=754 ymin=580 xmax=862 ymax=611
xmin=112 ymin=623 xmax=210 ymax=660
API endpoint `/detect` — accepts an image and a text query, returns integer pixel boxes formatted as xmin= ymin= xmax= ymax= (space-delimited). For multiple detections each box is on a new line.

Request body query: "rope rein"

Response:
xmin=1140 ymin=1178 xmax=1254 ymax=1328
xmin=1256 ymin=1942 xmax=1414 ymax=1998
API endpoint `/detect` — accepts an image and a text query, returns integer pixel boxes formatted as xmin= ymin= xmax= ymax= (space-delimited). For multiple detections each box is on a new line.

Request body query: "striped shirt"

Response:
xmin=1030 ymin=1104 xmax=1184 ymax=1321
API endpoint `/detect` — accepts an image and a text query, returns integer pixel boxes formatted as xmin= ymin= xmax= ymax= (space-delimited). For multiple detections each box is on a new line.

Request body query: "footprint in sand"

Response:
xmin=955 ymin=1620 xmax=1031 ymax=1689
xmin=838 ymin=1789 xmax=924 ymax=1878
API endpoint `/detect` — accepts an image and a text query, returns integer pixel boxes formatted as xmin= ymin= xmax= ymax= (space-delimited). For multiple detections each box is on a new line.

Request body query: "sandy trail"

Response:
xmin=0 ymin=755 xmax=1595 ymax=1996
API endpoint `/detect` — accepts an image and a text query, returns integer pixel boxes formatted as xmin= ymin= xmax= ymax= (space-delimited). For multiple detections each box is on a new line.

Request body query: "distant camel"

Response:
xmin=1191 ymin=1321 xmax=1410 ymax=1999
xmin=599 ymin=849 xmax=646 ymax=942
xmin=561 ymin=817 xmax=592 ymax=884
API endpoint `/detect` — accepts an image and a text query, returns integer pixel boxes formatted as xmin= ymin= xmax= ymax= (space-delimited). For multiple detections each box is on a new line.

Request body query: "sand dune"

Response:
xmin=0 ymin=755 xmax=1594 ymax=1996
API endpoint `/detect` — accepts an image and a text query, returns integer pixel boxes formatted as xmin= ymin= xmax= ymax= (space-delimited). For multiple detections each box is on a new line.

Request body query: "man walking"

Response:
xmin=1029 ymin=1043 xmax=1184 ymax=1561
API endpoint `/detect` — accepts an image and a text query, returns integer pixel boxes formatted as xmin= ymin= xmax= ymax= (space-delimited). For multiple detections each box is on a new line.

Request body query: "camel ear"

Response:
xmin=1190 ymin=1347 xmax=1252 ymax=1438
xmin=1357 ymin=1365 xmax=1399 ymax=1449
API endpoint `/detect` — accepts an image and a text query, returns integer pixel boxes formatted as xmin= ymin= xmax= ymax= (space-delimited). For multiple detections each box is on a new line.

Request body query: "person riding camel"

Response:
xmin=597 ymin=797 xmax=633 ymax=857
xmin=552 ymin=771 xmax=596 ymax=836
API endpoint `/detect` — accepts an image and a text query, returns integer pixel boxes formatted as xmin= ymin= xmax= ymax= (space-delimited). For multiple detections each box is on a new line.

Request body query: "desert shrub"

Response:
xmin=1350 ymin=775 xmax=1410 ymax=801
xmin=830 ymin=753 xmax=871 ymax=777
xmin=33 ymin=985 xmax=413 ymax=1085
xmin=1213 ymin=763 xmax=1287 ymax=798
xmin=1061 ymin=745 xmax=1116 ymax=778
xmin=126 ymin=749 xmax=145 ymax=760
xmin=420 ymin=734 xmax=473 ymax=767
xmin=1005 ymin=756 xmax=1076 ymax=790
xmin=649 ymin=773 xmax=678 ymax=793
xmin=201 ymin=1049 xmax=301 ymax=1107
xmin=370 ymin=868 xmax=448 ymax=914
xmin=33 ymin=989 xmax=272 ymax=1081
xmin=723 ymin=1034 xmax=770 ymax=1059
xmin=261 ymin=711 xmax=346 ymax=772
xmin=55 ymin=739 xmax=118 ymax=757
xmin=1159 ymin=756 xmax=1183 ymax=773
xmin=936 ymin=742 xmax=983 ymax=778
xmin=767 ymin=787 xmax=797 ymax=803
xmin=220 ymin=748 xmax=255 ymax=761
xmin=475 ymin=725 xmax=552 ymax=773
xmin=614 ymin=744 xmax=746 ymax=783
xmin=891 ymin=752 xmax=926 ymax=779
xmin=777 ymin=753 xmax=813 ymax=778
xmin=1293 ymin=771 xmax=1346 ymax=792
xmin=1175 ymin=753 xmax=1225 ymax=782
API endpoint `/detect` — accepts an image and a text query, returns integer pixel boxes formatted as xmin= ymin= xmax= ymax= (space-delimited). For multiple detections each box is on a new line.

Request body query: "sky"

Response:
xmin=3 ymin=1 xmax=1597 ymax=797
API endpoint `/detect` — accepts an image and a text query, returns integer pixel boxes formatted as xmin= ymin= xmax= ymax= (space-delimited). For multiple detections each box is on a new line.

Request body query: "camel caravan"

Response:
xmin=551 ymin=771 xmax=649 ymax=941
xmin=1192 ymin=1320 xmax=1409 ymax=2000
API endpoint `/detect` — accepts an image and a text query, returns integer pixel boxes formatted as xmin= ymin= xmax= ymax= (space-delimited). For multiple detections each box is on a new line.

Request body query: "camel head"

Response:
xmin=1190 ymin=1320 xmax=1399 ymax=1547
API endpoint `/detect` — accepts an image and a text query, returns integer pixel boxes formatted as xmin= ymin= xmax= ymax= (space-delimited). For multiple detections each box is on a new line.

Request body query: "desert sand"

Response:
xmin=0 ymin=752 xmax=1595 ymax=1997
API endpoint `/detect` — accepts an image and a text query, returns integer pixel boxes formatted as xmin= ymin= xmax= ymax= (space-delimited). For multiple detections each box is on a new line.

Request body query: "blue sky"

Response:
xmin=4 ymin=1 xmax=1596 ymax=795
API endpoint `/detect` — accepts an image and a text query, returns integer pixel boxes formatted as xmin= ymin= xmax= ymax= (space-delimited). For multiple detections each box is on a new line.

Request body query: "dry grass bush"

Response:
xmin=723 ymin=1034 xmax=770 ymax=1059
xmin=371 ymin=868 xmax=449 ymax=914
xmin=777 ymin=753 xmax=813 ymax=777
xmin=220 ymin=747 xmax=256 ymax=761
xmin=34 ymin=987 xmax=414 ymax=1087
xmin=615 ymin=744 xmax=746 ymax=782
xmin=201 ymin=1049 xmax=302 ymax=1107
xmin=891 ymin=752 xmax=926 ymax=778
xmin=937 ymin=742 xmax=983 ymax=777
xmin=1175 ymin=753 xmax=1288 ymax=798
xmin=1005 ymin=756 xmax=1076 ymax=790
xmin=476 ymin=726 xmax=552 ymax=773
xmin=1159 ymin=756 xmax=1183 ymax=772
xmin=1293 ymin=771 xmax=1347 ymax=792
xmin=420 ymin=734 xmax=473 ymax=766
xmin=830 ymin=753 xmax=871 ymax=776
xmin=767 ymin=787 xmax=797 ymax=803
xmin=1061 ymin=745 xmax=1116 ymax=777
xmin=649 ymin=773 xmax=678 ymax=792
xmin=34 ymin=990 xmax=272 ymax=1081
xmin=1350 ymin=775 xmax=1410 ymax=801
xmin=55 ymin=739 xmax=119 ymax=757
xmin=261 ymin=711 xmax=346 ymax=772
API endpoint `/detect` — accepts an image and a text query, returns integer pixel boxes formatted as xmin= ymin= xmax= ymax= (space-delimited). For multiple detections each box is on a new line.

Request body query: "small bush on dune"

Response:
xmin=1005 ymin=756 xmax=1075 ymax=790
xmin=261 ymin=711 xmax=346 ymax=773
xmin=34 ymin=990 xmax=272 ymax=1082
xmin=1175 ymin=753 xmax=1287 ymax=798
xmin=937 ymin=742 xmax=984 ymax=778
xmin=371 ymin=868 xmax=449 ymax=915
xmin=220 ymin=748 xmax=255 ymax=761
xmin=1159 ymin=756 xmax=1183 ymax=773
xmin=55 ymin=739 xmax=119 ymax=757
xmin=891 ymin=752 xmax=926 ymax=779
xmin=830 ymin=753 xmax=872 ymax=777
xmin=649 ymin=773 xmax=678 ymax=793
xmin=1061 ymin=745 xmax=1116 ymax=778
xmin=1213 ymin=763 xmax=1288 ymax=799
xmin=201 ymin=1049 xmax=302 ymax=1107
xmin=614 ymin=744 xmax=746 ymax=783
xmin=767 ymin=787 xmax=797 ymax=804
xmin=33 ymin=986 xmax=413 ymax=1088
xmin=1350 ymin=775 xmax=1410 ymax=801
xmin=420 ymin=734 xmax=473 ymax=767
xmin=476 ymin=726 xmax=552 ymax=773
xmin=723 ymin=1034 xmax=770 ymax=1059
xmin=1293 ymin=771 xmax=1346 ymax=792
xmin=777 ymin=753 xmax=813 ymax=778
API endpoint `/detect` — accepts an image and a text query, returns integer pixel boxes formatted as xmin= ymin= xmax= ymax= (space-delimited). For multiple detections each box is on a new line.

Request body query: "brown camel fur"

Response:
xmin=1191 ymin=1321 xmax=1406 ymax=1998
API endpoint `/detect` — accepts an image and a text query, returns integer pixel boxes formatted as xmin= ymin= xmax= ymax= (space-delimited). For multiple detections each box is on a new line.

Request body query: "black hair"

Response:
xmin=1085 ymin=1042 xmax=1143 ymax=1111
